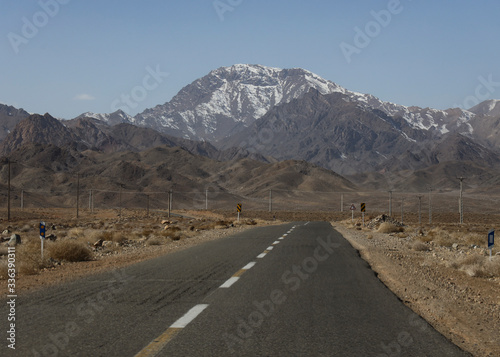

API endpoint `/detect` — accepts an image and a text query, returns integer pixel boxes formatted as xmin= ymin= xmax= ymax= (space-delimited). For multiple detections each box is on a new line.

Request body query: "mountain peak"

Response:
xmin=133 ymin=64 xmax=345 ymax=141
xmin=75 ymin=110 xmax=134 ymax=126
xmin=468 ymin=99 xmax=500 ymax=117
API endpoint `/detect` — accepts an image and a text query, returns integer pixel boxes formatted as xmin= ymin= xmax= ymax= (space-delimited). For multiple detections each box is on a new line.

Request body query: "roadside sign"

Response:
xmin=236 ymin=203 xmax=242 ymax=222
xmin=39 ymin=221 xmax=46 ymax=240
xmin=39 ymin=221 xmax=46 ymax=260
xmin=488 ymin=229 xmax=495 ymax=261
xmin=350 ymin=204 xmax=356 ymax=211
xmin=361 ymin=203 xmax=366 ymax=212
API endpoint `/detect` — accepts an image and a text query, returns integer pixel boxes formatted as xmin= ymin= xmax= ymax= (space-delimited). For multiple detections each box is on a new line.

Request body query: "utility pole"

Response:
xmin=168 ymin=190 xmax=172 ymax=218
xmin=269 ymin=189 xmax=272 ymax=213
xmin=7 ymin=159 xmax=16 ymax=221
xmin=417 ymin=195 xmax=423 ymax=226
xmin=428 ymin=187 xmax=433 ymax=225
xmin=389 ymin=190 xmax=393 ymax=216
xmin=458 ymin=177 xmax=465 ymax=224
xmin=401 ymin=197 xmax=405 ymax=225
xmin=76 ymin=173 xmax=80 ymax=219
xmin=21 ymin=189 xmax=24 ymax=210
xmin=119 ymin=185 xmax=123 ymax=219
xmin=205 ymin=189 xmax=208 ymax=210
xmin=146 ymin=194 xmax=150 ymax=217
xmin=340 ymin=193 xmax=344 ymax=212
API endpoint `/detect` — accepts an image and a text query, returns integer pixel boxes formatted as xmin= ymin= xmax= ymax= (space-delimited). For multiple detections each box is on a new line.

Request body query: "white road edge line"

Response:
xmin=220 ymin=277 xmax=240 ymax=288
xmin=170 ymin=304 xmax=209 ymax=328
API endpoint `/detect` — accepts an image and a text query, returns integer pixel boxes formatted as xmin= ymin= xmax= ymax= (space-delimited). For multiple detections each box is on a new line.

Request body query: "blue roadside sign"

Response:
xmin=488 ymin=230 xmax=494 ymax=248
xmin=40 ymin=221 xmax=46 ymax=239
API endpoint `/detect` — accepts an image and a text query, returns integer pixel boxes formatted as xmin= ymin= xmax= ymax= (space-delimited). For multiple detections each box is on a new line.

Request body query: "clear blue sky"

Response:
xmin=1 ymin=0 xmax=500 ymax=119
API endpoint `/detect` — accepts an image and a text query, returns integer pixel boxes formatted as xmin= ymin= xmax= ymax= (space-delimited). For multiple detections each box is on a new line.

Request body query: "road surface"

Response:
xmin=3 ymin=222 xmax=471 ymax=356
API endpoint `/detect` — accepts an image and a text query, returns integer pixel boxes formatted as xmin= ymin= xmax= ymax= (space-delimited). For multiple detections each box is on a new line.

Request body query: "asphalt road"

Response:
xmin=2 ymin=222 xmax=471 ymax=356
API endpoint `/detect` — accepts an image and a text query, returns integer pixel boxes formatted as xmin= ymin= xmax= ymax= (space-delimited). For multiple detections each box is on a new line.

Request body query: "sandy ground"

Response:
xmin=335 ymin=222 xmax=499 ymax=357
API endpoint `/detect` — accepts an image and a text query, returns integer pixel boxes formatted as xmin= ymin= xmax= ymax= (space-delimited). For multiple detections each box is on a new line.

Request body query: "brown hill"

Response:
xmin=0 ymin=104 xmax=30 ymax=141
xmin=0 ymin=143 xmax=357 ymax=209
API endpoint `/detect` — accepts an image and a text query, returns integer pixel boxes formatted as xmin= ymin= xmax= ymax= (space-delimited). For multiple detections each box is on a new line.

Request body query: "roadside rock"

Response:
xmin=8 ymin=234 xmax=21 ymax=246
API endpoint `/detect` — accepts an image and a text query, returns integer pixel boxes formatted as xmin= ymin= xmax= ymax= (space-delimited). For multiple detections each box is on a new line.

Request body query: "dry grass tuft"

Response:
xmin=111 ymin=232 xmax=127 ymax=244
xmin=417 ymin=235 xmax=433 ymax=243
xmin=449 ymin=255 xmax=500 ymax=278
xmin=412 ymin=241 xmax=429 ymax=252
xmin=48 ymin=240 xmax=93 ymax=262
xmin=377 ymin=223 xmax=402 ymax=234
xmin=67 ymin=227 xmax=85 ymax=238
xmin=17 ymin=239 xmax=49 ymax=275
xmin=426 ymin=228 xmax=456 ymax=247
xmin=20 ymin=224 xmax=32 ymax=233
xmin=146 ymin=236 xmax=164 ymax=246
xmin=0 ymin=261 xmax=8 ymax=279
xmin=460 ymin=232 xmax=486 ymax=247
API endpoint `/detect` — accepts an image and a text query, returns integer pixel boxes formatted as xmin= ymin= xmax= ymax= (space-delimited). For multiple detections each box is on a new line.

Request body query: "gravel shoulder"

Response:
xmin=335 ymin=222 xmax=500 ymax=357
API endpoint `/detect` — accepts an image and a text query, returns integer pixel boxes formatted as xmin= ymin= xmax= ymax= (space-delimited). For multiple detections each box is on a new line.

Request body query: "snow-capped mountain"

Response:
xmin=75 ymin=110 xmax=135 ymax=126
xmin=133 ymin=64 xmax=348 ymax=141
xmin=129 ymin=64 xmax=476 ymax=141
xmin=468 ymin=99 xmax=500 ymax=117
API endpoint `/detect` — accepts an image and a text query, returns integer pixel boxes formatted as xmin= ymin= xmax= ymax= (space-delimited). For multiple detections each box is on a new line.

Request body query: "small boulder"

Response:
xmin=8 ymin=234 xmax=21 ymax=246
xmin=93 ymin=239 xmax=104 ymax=248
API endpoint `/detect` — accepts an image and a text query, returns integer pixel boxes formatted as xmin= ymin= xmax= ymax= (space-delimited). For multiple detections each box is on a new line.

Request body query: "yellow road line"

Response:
xmin=134 ymin=328 xmax=181 ymax=357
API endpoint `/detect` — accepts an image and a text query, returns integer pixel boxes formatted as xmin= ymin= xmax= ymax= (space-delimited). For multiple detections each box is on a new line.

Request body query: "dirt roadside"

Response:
xmin=335 ymin=222 xmax=499 ymax=357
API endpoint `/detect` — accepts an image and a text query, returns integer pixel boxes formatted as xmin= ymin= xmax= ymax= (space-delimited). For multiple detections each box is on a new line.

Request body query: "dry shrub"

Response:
xmin=418 ymin=235 xmax=433 ymax=243
xmin=462 ymin=233 xmax=486 ymax=247
xmin=377 ymin=223 xmax=401 ymax=234
xmin=111 ymin=232 xmax=127 ymax=244
xmin=412 ymin=241 xmax=429 ymax=252
xmin=67 ymin=227 xmax=85 ymax=238
xmin=48 ymin=240 xmax=93 ymax=262
xmin=197 ymin=222 xmax=216 ymax=230
xmin=426 ymin=228 xmax=455 ymax=247
xmin=449 ymin=255 xmax=500 ymax=278
xmin=17 ymin=239 xmax=48 ymax=275
xmin=159 ymin=230 xmax=183 ymax=241
xmin=435 ymin=235 xmax=455 ymax=248
xmin=170 ymin=232 xmax=183 ymax=241
xmin=146 ymin=236 xmax=164 ymax=246
xmin=165 ymin=226 xmax=182 ymax=232
xmin=20 ymin=224 xmax=32 ymax=233
xmin=99 ymin=231 xmax=113 ymax=241
xmin=0 ymin=261 xmax=8 ymax=280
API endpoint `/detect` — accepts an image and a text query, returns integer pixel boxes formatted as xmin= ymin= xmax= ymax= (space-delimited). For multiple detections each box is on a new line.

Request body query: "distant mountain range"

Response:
xmin=2 ymin=64 xmax=500 ymax=192
xmin=75 ymin=64 xmax=479 ymax=142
